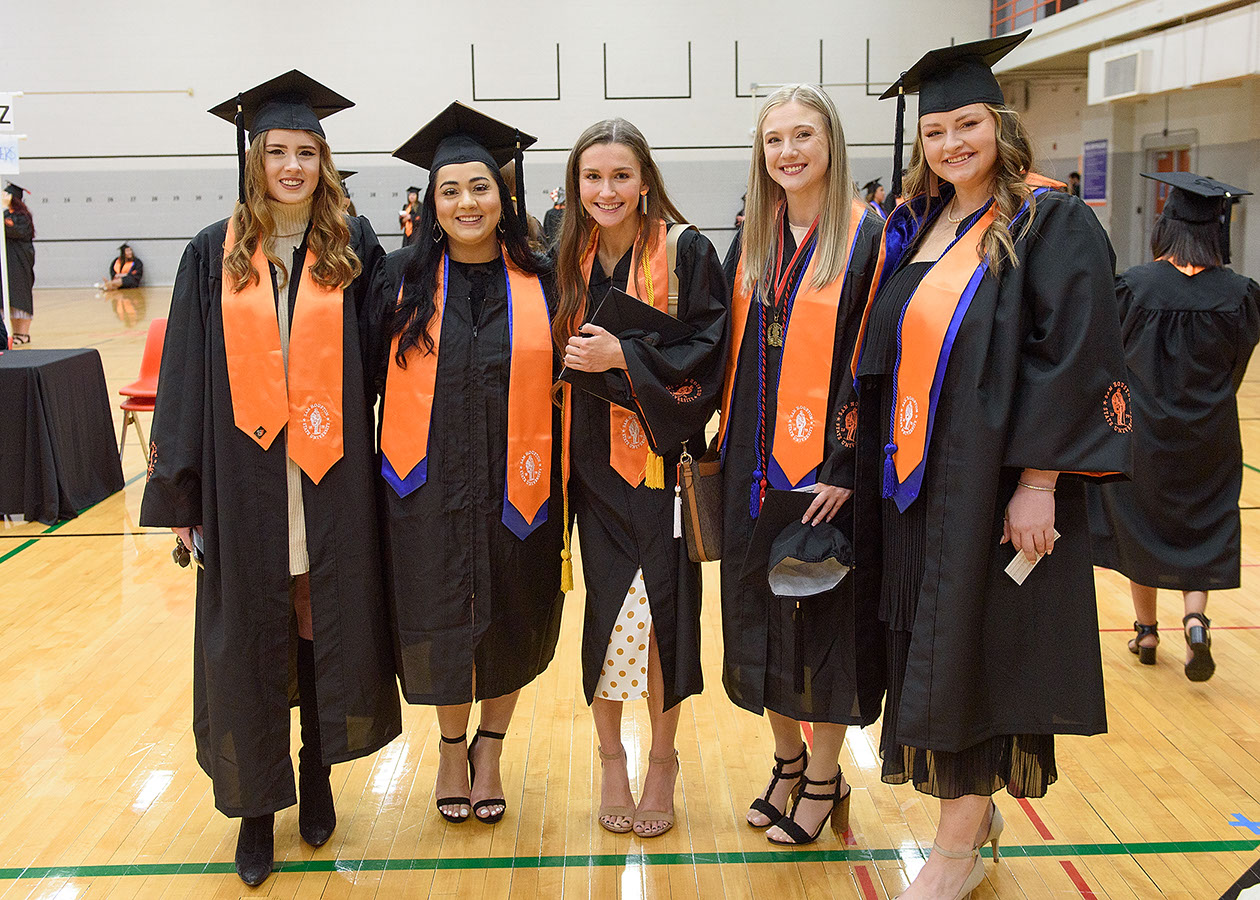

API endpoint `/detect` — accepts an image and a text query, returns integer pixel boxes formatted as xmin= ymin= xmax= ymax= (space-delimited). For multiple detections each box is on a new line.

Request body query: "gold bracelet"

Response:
xmin=1017 ymin=480 xmax=1055 ymax=493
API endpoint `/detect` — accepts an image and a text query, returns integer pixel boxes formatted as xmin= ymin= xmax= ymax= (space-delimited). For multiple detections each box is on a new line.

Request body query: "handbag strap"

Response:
xmin=665 ymin=223 xmax=696 ymax=319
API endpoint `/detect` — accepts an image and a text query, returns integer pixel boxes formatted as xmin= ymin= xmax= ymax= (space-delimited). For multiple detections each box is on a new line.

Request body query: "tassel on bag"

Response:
xmin=673 ymin=466 xmax=683 ymax=539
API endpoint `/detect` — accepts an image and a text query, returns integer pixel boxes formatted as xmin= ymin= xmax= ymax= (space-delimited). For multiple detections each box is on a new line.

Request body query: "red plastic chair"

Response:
xmin=119 ymin=318 xmax=166 ymax=464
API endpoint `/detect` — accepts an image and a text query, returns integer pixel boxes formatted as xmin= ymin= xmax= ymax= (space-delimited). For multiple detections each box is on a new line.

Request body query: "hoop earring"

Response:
xmin=432 ymin=221 xmax=444 ymax=243
xmin=497 ymin=217 xmax=506 ymax=235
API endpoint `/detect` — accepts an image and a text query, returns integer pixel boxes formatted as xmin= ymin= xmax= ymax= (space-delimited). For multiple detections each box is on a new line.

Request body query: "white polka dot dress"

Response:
xmin=595 ymin=568 xmax=652 ymax=701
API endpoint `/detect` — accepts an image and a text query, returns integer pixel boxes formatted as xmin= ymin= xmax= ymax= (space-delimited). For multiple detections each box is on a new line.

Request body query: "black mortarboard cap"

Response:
xmin=208 ymin=70 xmax=353 ymax=204
xmin=1143 ymin=171 xmax=1251 ymax=263
xmin=880 ymin=31 xmax=1030 ymax=203
xmin=393 ymin=101 xmax=538 ymax=223
xmin=3 ymin=182 xmax=26 ymax=199
xmin=406 ymin=186 xmax=422 ymax=195
xmin=337 ymin=169 xmax=357 ymax=182
xmin=862 ymin=178 xmax=882 ymax=194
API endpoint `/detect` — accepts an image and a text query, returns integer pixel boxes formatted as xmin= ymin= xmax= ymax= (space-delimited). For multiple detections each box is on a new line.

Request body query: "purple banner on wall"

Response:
xmin=1082 ymin=139 xmax=1108 ymax=206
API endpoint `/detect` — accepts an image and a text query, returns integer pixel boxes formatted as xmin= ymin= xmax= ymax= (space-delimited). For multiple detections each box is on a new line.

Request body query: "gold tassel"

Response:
xmin=645 ymin=451 xmax=665 ymax=489
xmin=561 ymin=545 xmax=574 ymax=593
xmin=559 ymin=381 xmax=575 ymax=592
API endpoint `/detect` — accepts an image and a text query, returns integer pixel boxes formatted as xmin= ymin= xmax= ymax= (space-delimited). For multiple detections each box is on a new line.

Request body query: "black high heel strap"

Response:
xmin=440 ymin=733 xmax=467 ymax=744
xmin=475 ymin=728 xmax=507 ymax=741
xmin=749 ymin=743 xmax=808 ymax=826
xmin=1132 ymin=621 xmax=1159 ymax=642
xmin=1182 ymin=612 xmax=1211 ymax=629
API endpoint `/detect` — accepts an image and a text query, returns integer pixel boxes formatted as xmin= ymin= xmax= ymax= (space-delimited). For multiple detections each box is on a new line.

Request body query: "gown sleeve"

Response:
xmin=4 ymin=211 xmax=33 ymax=242
xmin=1001 ymin=193 xmax=1131 ymax=477
xmin=620 ymin=228 xmax=729 ymax=453
xmin=139 ymin=238 xmax=210 ymax=528
xmin=1231 ymin=276 xmax=1260 ymax=391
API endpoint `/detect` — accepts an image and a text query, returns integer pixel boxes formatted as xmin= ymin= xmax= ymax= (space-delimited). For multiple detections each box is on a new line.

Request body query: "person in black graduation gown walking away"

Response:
xmin=718 ymin=84 xmax=885 ymax=846
xmin=1090 ymin=172 xmax=1259 ymax=683
xmin=399 ymin=186 xmax=423 ymax=246
xmin=3 ymin=183 xmax=36 ymax=345
xmin=369 ymin=103 xmax=563 ymax=827
xmin=553 ymin=118 xmax=727 ymax=837
xmin=140 ymin=72 xmax=402 ymax=887
xmin=846 ymin=34 xmax=1130 ymax=898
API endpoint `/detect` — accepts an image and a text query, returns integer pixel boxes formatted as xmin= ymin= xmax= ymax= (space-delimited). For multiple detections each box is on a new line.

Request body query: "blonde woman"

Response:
xmin=141 ymin=72 xmax=400 ymax=887
xmin=718 ymin=84 xmax=884 ymax=846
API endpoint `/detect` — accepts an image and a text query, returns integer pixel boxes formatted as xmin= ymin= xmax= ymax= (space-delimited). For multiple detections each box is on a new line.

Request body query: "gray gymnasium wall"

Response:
xmin=6 ymin=0 xmax=991 ymax=288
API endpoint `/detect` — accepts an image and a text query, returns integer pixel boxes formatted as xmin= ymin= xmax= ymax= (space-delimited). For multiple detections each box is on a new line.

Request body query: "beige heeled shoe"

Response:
xmin=597 ymin=745 xmax=635 ymax=834
xmin=979 ymin=801 xmax=1005 ymax=860
xmin=632 ymin=750 xmax=679 ymax=838
xmin=932 ymin=842 xmax=986 ymax=899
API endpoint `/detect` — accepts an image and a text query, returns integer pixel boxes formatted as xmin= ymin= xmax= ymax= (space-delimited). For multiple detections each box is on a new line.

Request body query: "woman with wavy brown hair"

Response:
xmin=843 ymin=34 xmax=1130 ymax=897
xmin=140 ymin=72 xmax=401 ymax=888
xmin=553 ymin=117 xmax=726 ymax=838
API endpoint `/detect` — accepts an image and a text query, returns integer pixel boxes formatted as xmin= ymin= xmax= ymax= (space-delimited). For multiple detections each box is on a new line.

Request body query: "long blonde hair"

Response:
xmin=740 ymin=84 xmax=856 ymax=298
xmin=552 ymin=118 xmax=687 ymax=352
xmin=902 ymin=103 xmax=1036 ymax=278
xmin=223 ymin=131 xmax=361 ymax=292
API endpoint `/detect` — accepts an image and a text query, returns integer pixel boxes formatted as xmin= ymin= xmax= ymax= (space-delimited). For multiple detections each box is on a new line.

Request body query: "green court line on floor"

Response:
xmin=0 ymin=470 xmax=146 ymax=566
xmin=0 ymin=839 xmax=1255 ymax=881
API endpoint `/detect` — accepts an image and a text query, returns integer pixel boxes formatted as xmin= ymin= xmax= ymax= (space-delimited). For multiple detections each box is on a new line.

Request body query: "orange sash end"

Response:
xmin=380 ymin=263 xmax=445 ymax=484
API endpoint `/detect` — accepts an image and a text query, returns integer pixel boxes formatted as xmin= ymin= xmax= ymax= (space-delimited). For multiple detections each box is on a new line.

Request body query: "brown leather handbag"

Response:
xmin=677 ymin=439 xmax=723 ymax=562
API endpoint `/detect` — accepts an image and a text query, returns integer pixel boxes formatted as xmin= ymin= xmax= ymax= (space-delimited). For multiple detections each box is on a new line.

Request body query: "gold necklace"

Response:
xmin=945 ymin=195 xmax=985 ymax=224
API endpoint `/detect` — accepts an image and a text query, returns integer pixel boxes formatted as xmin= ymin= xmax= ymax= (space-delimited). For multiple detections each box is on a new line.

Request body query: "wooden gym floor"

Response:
xmin=2 ymin=286 xmax=1259 ymax=899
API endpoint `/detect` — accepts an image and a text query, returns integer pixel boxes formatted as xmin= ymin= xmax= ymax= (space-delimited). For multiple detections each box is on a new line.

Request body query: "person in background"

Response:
xmin=1089 ymin=172 xmax=1259 ymax=683
xmin=100 ymin=243 xmax=143 ymax=291
xmin=1069 ymin=171 xmax=1082 ymax=198
xmin=3 ymin=182 xmax=36 ymax=345
xmin=543 ymin=187 xmax=565 ymax=246
xmin=399 ymin=185 xmax=422 ymax=246
xmin=734 ymin=192 xmax=746 ymax=228
xmin=338 ymin=169 xmax=357 ymax=216
xmin=500 ymin=159 xmax=546 ymax=250
xmin=862 ymin=178 xmax=887 ymax=219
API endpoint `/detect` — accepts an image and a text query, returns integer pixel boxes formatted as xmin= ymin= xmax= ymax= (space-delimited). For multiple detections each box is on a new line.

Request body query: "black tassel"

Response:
xmin=234 ymin=93 xmax=246 ymax=205
xmin=890 ymin=84 xmax=906 ymax=204
xmin=794 ymin=601 xmax=805 ymax=694
xmin=514 ymin=131 xmax=527 ymax=226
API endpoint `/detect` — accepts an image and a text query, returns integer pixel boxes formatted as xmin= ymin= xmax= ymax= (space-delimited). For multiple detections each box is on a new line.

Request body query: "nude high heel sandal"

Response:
xmin=979 ymin=801 xmax=1005 ymax=860
xmin=597 ymin=745 xmax=635 ymax=834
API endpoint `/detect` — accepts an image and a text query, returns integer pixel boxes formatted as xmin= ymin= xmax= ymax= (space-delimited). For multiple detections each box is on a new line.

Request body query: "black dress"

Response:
xmin=368 ymin=251 xmax=565 ymax=705
xmin=719 ymin=211 xmax=886 ymax=725
xmin=140 ymin=216 xmax=403 ymax=817
xmin=4 ymin=208 xmax=35 ymax=315
xmin=850 ymin=188 xmax=1130 ymax=799
xmin=1089 ymin=261 xmax=1260 ymax=590
xmin=570 ymin=228 xmax=727 ymax=712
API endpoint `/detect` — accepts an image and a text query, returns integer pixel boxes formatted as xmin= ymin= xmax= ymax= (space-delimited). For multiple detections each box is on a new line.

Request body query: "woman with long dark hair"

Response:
xmin=368 ymin=103 xmax=563 ymax=827
xmin=140 ymin=72 xmax=401 ymax=887
xmin=846 ymin=34 xmax=1130 ymax=897
xmin=1090 ymin=172 xmax=1259 ymax=683
xmin=552 ymin=117 xmax=726 ymax=837
xmin=3 ymin=182 xmax=35 ymax=344
xmin=718 ymin=84 xmax=885 ymax=846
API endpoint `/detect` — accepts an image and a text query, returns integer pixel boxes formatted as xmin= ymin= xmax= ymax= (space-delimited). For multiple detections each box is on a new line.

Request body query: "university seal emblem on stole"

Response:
xmin=301 ymin=402 xmax=332 ymax=440
xmin=1103 ymin=381 xmax=1132 ymax=434
xmin=519 ymin=450 xmax=543 ymax=486
xmin=898 ymin=396 xmax=919 ymax=436
xmin=787 ymin=405 xmax=816 ymax=443
xmin=621 ymin=414 xmax=647 ymax=449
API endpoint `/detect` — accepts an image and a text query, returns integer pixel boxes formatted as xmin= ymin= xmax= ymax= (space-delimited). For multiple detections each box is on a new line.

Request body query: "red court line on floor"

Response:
xmin=1099 ymin=625 xmax=1260 ymax=631
xmin=1060 ymin=860 xmax=1098 ymax=899
xmin=853 ymin=864 xmax=880 ymax=900
xmin=1018 ymin=798 xmax=1055 ymax=840
xmin=802 ymin=721 xmax=814 ymax=750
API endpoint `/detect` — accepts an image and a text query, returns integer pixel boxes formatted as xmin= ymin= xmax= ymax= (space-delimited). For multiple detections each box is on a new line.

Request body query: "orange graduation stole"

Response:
xmin=220 ymin=220 xmax=344 ymax=484
xmin=113 ymin=259 xmax=134 ymax=276
xmin=718 ymin=199 xmax=869 ymax=492
xmin=380 ymin=253 xmax=553 ymax=539
xmin=579 ymin=220 xmax=671 ymax=488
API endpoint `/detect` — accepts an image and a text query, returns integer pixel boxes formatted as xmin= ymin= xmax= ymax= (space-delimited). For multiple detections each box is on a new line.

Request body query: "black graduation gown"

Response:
xmin=851 ymin=189 xmax=1130 ymax=756
xmin=112 ymin=256 xmax=144 ymax=288
xmin=1089 ymin=262 xmax=1260 ymax=590
xmin=4 ymin=209 xmax=35 ymax=315
xmin=368 ymin=251 xmax=565 ymax=706
xmin=718 ymin=211 xmax=886 ymax=725
xmin=139 ymin=216 xmax=403 ymax=818
xmin=400 ymin=205 xmax=424 ymax=247
xmin=569 ymin=228 xmax=728 ymax=712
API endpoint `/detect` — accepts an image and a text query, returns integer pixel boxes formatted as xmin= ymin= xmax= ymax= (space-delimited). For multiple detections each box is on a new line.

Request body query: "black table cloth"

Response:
xmin=0 ymin=349 xmax=126 ymax=524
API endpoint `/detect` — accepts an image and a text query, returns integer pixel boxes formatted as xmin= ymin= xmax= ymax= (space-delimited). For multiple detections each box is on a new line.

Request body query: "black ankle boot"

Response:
xmin=235 ymin=814 xmax=274 ymax=886
xmin=297 ymin=638 xmax=336 ymax=846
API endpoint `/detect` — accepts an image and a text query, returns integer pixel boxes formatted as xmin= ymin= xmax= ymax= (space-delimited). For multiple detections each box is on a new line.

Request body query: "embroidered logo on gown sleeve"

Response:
xmin=835 ymin=400 xmax=858 ymax=449
xmin=669 ymin=379 xmax=702 ymax=403
xmin=1103 ymin=381 xmax=1132 ymax=434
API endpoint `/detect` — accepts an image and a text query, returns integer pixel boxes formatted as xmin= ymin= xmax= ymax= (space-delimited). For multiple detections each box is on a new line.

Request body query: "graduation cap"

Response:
xmin=880 ymin=31 xmax=1030 ymax=203
xmin=208 ymin=70 xmax=354 ymax=204
xmin=3 ymin=182 xmax=26 ymax=199
xmin=393 ymin=101 xmax=538 ymax=225
xmin=862 ymin=178 xmax=882 ymax=195
xmin=336 ymin=169 xmax=357 ymax=192
xmin=559 ymin=286 xmax=697 ymax=409
xmin=1143 ymin=171 xmax=1251 ymax=263
xmin=406 ymin=185 xmax=422 ymax=196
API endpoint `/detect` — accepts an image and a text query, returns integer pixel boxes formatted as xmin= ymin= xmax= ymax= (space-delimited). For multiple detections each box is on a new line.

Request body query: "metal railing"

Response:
xmin=992 ymin=0 xmax=1089 ymax=35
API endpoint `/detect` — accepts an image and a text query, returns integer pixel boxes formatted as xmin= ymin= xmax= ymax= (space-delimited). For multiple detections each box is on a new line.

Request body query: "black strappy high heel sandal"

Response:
xmin=1183 ymin=612 xmax=1215 ymax=682
xmin=767 ymin=766 xmax=851 ymax=846
xmin=435 ymin=733 xmax=471 ymax=823
xmin=1129 ymin=621 xmax=1159 ymax=665
xmin=747 ymin=742 xmax=807 ymax=829
xmin=468 ymin=727 xmax=508 ymax=824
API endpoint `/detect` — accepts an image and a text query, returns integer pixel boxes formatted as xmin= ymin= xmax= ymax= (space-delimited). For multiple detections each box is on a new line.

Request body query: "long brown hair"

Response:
xmin=902 ymin=103 xmax=1036 ymax=277
xmin=552 ymin=118 xmax=687 ymax=352
xmin=223 ymin=131 xmax=361 ymax=292
xmin=740 ymin=84 xmax=856 ymax=298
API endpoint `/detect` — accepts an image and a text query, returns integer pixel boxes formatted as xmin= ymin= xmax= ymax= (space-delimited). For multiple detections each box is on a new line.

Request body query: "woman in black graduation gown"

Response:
xmin=368 ymin=103 xmax=563 ymax=827
xmin=140 ymin=72 xmax=401 ymax=887
xmin=847 ymin=34 xmax=1130 ymax=898
xmin=553 ymin=118 xmax=727 ymax=838
xmin=3 ymin=182 xmax=36 ymax=344
xmin=718 ymin=84 xmax=884 ymax=846
xmin=1090 ymin=172 xmax=1260 ymax=683
xmin=101 ymin=242 xmax=143 ymax=290
xmin=399 ymin=186 xmax=422 ymax=247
